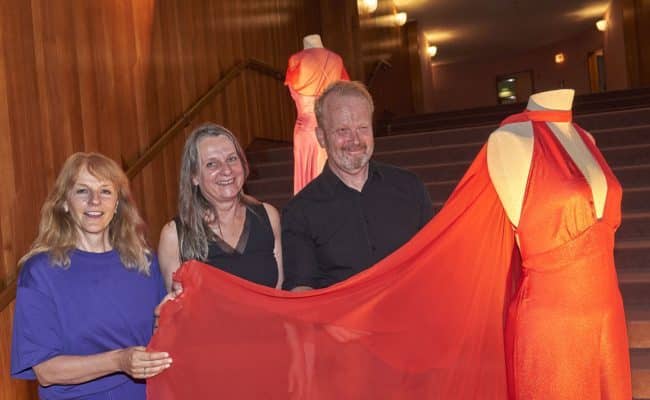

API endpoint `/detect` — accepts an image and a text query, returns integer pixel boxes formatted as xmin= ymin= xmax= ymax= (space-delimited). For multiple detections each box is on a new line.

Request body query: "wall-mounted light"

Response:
xmin=427 ymin=45 xmax=438 ymax=58
xmin=395 ymin=12 xmax=407 ymax=26
xmin=357 ymin=0 xmax=378 ymax=14
xmin=555 ymin=52 xmax=565 ymax=64
xmin=596 ymin=18 xmax=607 ymax=31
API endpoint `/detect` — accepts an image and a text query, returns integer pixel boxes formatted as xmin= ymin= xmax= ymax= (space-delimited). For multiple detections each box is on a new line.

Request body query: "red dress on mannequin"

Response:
xmin=502 ymin=111 xmax=631 ymax=399
xmin=285 ymin=48 xmax=349 ymax=194
xmin=146 ymin=111 xmax=631 ymax=399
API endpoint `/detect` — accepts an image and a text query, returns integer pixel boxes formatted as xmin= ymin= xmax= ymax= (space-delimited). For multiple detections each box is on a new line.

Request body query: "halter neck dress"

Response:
xmin=501 ymin=110 xmax=631 ymax=399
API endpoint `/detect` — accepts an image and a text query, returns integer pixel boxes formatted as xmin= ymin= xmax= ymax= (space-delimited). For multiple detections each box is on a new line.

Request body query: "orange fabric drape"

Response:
xmin=285 ymin=48 xmax=349 ymax=97
xmin=285 ymin=48 xmax=350 ymax=194
xmin=148 ymin=145 xmax=517 ymax=399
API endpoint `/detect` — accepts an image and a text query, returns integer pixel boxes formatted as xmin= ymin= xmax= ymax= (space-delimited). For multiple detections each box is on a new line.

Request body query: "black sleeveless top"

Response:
xmin=175 ymin=203 xmax=278 ymax=288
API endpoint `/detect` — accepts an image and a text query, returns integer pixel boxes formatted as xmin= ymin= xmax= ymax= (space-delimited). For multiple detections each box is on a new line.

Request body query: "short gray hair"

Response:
xmin=315 ymin=81 xmax=374 ymax=130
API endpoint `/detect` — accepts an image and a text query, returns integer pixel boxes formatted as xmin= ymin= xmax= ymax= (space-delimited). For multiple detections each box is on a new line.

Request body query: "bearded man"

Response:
xmin=282 ymin=81 xmax=433 ymax=291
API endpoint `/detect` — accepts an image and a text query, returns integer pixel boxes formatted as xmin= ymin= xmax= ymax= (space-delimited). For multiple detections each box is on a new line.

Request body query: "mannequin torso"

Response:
xmin=487 ymin=89 xmax=607 ymax=227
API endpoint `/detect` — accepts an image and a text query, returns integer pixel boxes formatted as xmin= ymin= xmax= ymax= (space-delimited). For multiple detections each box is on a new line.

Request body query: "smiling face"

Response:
xmin=316 ymin=94 xmax=374 ymax=179
xmin=192 ymin=135 xmax=245 ymax=205
xmin=64 ymin=167 xmax=118 ymax=248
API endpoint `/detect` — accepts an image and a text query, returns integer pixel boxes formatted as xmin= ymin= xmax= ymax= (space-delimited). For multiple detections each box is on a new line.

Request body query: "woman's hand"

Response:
xmin=117 ymin=346 xmax=172 ymax=379
xmin=154 ymin=281 xmax=183 ymax=331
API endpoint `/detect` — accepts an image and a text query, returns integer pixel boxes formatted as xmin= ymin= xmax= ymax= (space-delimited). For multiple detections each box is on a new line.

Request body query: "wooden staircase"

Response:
xmin=245 ymin=88 xmax=650 ymax=399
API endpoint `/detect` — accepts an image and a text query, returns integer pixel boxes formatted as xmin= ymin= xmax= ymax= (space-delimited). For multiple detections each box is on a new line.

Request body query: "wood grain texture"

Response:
xmin=623 ymin=0 xmax=650 ymax=87
xmin=0 ymin=1 xmax=322 ymax=398
xmin=358 ymin=0 xmax=416 ymax=118
xmin=1 ymin=301 xmax=38 ymax=400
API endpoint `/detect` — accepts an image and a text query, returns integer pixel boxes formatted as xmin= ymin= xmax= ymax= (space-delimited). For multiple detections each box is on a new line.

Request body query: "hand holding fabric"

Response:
xmin=117 ymin=346 xmax=172 ymax=379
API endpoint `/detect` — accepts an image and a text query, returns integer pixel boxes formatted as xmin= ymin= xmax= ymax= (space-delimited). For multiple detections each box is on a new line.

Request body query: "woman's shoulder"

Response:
xmin=18 ymin=252 xmax=57 ymax=289
xmin=260 ymin=202 xmax=280 ymax=221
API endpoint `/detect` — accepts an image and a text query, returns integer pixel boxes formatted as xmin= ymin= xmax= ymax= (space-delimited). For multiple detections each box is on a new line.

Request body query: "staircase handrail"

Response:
xmin=365 ymin=58 xmax=392 ymax=90
xmin=126 ymin=58 xmax=284 ymax=179
xmin=0 ymin=58 xmax=285 ymax=313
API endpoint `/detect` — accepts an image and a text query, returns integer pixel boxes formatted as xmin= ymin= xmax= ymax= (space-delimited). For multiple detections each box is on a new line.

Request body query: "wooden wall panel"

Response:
xmin=623 ymin=0 xmax=650 ymax=87
xmin=0 ymin=301 xmax=38 ymax=399
xmin=358 ymin=0 xmax=416 ymax=118
xmin=0 ymin=1 xmax=321 ymax=398
xmin=319 ymin=0 xmax=364 ymax=80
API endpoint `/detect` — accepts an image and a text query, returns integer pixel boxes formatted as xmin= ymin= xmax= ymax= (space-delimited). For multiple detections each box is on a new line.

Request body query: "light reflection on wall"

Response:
xmin=566 ymin=2 xmax=609 ymax=20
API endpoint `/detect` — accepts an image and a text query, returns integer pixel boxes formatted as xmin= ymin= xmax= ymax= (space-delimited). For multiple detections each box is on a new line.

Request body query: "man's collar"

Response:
xmin=320 ymin=160 xmax=383 ymax=193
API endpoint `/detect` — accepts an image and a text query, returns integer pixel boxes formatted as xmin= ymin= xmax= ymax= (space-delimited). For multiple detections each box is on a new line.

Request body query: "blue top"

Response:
xmin=11 ymin=249 xmax=166 ymax=399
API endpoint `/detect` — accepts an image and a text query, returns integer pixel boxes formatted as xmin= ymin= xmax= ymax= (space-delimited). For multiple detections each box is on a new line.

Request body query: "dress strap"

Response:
xmin=500 ymin=110 xmax=572 ymax=126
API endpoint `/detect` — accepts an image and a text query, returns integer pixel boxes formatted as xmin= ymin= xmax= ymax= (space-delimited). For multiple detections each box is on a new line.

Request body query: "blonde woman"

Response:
xmin=11 ymin=153 xmax=170 ymax=399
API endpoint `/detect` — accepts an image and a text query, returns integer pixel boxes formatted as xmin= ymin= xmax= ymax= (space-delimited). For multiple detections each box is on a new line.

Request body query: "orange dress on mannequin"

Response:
xmin=285 ymin=48 xmax=349 ymax=194
xmin=502 ymin=111 xmax=632 ymax=399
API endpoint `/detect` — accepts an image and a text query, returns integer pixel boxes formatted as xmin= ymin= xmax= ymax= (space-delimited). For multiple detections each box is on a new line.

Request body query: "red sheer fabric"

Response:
xmin=148 ymin=145 xmax=517 ymax=399
xmin=148 ymin=110 xmax=631 ymax=399
xmin=285 ymin=48 xmax=349 ymax=194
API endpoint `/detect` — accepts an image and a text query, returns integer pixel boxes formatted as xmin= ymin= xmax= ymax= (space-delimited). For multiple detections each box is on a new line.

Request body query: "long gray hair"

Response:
xmin=177 ymin=123 xmax=253 ymax=261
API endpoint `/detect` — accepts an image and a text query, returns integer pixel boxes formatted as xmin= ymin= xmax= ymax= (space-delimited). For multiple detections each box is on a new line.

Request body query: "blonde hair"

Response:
xmin=314 ymin=80 xmax=374 ymax=131
xmin=18 ymin=152 xmax=152 ymax=274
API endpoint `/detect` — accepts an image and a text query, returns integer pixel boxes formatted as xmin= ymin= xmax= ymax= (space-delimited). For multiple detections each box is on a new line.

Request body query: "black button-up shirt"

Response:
xmin=282 ymin=161 xmax=434 ymax=289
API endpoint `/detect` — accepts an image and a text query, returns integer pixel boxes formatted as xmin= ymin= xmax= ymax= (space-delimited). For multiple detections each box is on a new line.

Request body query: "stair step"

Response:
xmin=616 ymin=240 xmax=650 ymax=271
xmin=620 ymin=269 xmax=650 ymax=306
xmin=385 ymin=88 xmax=650 ymax=127
xmin=618 ymin=213 xmax=650 ymax=241
xmin=248 ymin=173 xmax=650 ymax=216
xmin=577 ymin=107 xmax=650 ymax=131
xmin=623 ymin=187 xmax=650 ymax=213
xmin=245 ymin=123 xmax=650 ymax=165
xmin=388 ymin=106 xmax=650 ymax=134
xmin=247 ymin=162 xmax=650 ymax=197
xmin=591 ymin=124 xmax=650 ymax=148
xmin=248 ymin=142 xmax=650 ymax=181
xmin=373 ymin=143 xmax=650 ymax=171
xmin=632 ymin=348 xmax=650 ymax=399
xmin=614 ymin=164 xmax=650 ymax=187
xmin=628 ymin=306 xmax=650 ymax=349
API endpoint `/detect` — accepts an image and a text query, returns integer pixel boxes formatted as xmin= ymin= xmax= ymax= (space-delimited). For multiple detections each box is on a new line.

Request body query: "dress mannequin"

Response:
xmin=303 ymin=34 xmax=324 ymax=49
xmin=487 ymin=89 xmax=607 ymax=226
xmin=487 ymin=89 xmax=631 ymax=399
xmin=285 ymin=34 xmax=349 ymax=194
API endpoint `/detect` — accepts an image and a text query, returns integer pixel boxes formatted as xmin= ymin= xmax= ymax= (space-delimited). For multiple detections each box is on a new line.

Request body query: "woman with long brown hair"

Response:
xmin=158 ymin=123 xmax=283 ymax=290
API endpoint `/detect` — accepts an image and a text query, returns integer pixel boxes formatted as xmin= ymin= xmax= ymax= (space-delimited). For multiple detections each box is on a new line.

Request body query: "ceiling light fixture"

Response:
xmin=427 ymin=45 xmax=438 ymax=58
xmin=596 ymin=19 xmax=607 ymax=31
xmin=395 ymin=12 xmax=407 ymax=26
xmin=357 ymin=0 xmax=378 ymax=15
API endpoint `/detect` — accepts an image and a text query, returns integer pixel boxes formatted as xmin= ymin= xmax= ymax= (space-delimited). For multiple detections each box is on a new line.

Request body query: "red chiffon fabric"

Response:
xmin=285 ymin=48 xmax=349 ymax=194
xmin=148 ymin=110 xmax=631 ymax=399
xmin=148 ymin=145 xmax=517 ymax=399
